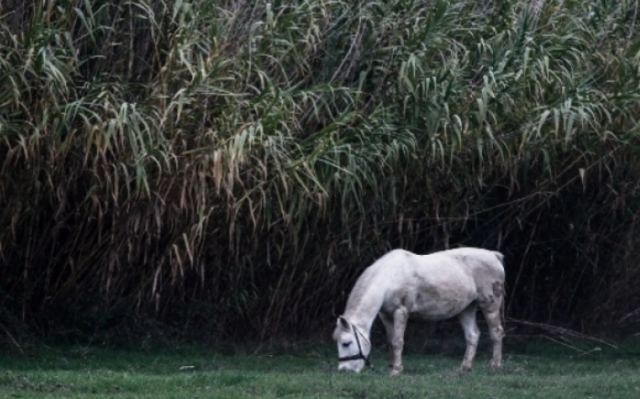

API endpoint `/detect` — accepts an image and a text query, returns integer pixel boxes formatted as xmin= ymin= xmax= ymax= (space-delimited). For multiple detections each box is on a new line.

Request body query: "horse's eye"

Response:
xmin=341 ymin=342 xmax=351 ymax=348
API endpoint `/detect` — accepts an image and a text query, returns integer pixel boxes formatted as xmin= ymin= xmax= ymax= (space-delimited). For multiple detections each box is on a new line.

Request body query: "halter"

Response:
xmin=338 ymin=323 xmax=371 ymax=367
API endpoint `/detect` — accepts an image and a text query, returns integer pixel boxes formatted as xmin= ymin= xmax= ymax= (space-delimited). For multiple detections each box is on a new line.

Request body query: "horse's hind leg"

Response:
xmin=480 ymin=283 xmax=505 ymax=369
xmin=458 ymin=304 xmax=480 ymax=372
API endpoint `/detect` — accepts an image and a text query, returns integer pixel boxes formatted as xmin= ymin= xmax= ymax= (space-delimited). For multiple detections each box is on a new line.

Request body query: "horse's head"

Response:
xmin=333 ymin=316 xmax=371 ymax=372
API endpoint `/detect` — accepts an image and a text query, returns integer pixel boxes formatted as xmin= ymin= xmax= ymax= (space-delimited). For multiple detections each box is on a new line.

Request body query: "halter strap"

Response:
xmin=338 ymin=323 xmax=371 ymax=367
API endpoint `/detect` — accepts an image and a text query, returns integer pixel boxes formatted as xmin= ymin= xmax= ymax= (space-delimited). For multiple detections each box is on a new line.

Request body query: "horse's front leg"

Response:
xmin=388 ymin=307 xmax=408 ymax=375
xmin=379 ymin=312 xmax=396 ymax=371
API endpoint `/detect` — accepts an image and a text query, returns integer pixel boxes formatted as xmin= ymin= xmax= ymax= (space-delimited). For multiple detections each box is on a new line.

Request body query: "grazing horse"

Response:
xmin=333 ymin=248 xmax=505 ymax=375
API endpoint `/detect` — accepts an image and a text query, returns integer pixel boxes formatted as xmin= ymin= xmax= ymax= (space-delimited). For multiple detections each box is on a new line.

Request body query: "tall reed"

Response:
xmin=1 ymin=0 xmax=639 ymax=339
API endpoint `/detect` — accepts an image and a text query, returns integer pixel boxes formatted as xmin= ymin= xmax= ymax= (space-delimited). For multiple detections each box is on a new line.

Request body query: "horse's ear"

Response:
xmin=337 ymin=316 xmax=350 ymax=330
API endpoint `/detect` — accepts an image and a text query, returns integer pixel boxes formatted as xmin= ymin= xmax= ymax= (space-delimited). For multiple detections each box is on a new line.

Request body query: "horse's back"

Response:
xmin=436 ymin=247 xmax=505 ymax=280
xmin=376 ymin=247 xmax=504 ymax=284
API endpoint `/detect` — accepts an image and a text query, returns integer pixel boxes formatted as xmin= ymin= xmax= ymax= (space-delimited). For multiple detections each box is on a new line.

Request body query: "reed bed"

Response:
xmin=1 ymin=0 xmax=639 ymax=340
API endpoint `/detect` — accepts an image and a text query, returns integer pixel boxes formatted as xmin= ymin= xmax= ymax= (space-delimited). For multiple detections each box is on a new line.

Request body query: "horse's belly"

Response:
xmin=412 ymin=296 xmax=473 ymax=320
xmin=409 ymin=283 xmax=477 ymax=320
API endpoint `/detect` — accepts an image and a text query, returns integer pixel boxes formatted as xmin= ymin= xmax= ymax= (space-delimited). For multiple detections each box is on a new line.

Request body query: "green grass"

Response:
xmin=1 ymin=341 xmax=639 ymax=398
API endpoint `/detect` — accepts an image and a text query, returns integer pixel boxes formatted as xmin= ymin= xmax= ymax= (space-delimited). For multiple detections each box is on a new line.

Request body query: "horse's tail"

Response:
xmin=492 ymin=250 xmax=504 ymax=265
xmin=501 ymin=280 xmax=506 ymax=335
xmin=494 ymin=251 xmax=507 ymax=334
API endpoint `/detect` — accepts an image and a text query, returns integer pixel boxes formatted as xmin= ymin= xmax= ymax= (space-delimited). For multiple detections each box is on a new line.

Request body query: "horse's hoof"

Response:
xmin=389 ymin=367 xmax=403 ymax=376
xmin=458 ymin=364 xmax=472 ymax=374
xmin=489 ymin=361 xmax=503 ymax=371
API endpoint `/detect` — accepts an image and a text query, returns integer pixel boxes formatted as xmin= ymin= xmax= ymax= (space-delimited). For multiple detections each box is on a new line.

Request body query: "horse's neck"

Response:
xmin=344 ymin=279 xmax=386 ymax=335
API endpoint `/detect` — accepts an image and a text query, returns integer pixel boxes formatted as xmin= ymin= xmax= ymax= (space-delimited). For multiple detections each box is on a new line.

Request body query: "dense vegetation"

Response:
xmin=1 ymin=0 xmax=640 ymax=341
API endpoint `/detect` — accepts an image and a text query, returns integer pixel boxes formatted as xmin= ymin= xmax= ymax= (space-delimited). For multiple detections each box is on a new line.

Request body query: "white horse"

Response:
xmin=333 ymin=247 xmax=505 ymax=375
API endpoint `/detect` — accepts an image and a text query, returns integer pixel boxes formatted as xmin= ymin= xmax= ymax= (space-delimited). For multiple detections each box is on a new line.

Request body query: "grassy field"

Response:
xmin=1 ymin=340 xmax=639 ymax=399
